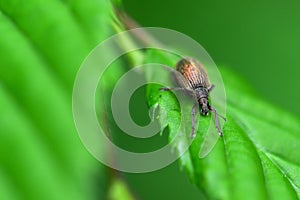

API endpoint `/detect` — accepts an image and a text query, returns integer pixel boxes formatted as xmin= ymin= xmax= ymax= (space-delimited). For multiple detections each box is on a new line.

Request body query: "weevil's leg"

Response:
xmin=209 ymin=106 xmax=226 ymax=136
xmin=160 ymin=87 xmax=185 ymax=91
xmin=160 ymin=87 xmax=195 ymax=96
xmin=208 ymin=84 xmax=215 ymax=93
xmin=191 ymin=101 xmax=198 ymax=138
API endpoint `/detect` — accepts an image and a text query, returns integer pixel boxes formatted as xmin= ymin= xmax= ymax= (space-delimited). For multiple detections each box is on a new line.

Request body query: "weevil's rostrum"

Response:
xmin=162 ymin=57 xmax=226 ymax=138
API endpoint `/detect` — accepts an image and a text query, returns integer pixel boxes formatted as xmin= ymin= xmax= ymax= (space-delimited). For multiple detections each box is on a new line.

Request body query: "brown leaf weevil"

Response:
xmin=161 ymin=57 xmax=226 ymax=138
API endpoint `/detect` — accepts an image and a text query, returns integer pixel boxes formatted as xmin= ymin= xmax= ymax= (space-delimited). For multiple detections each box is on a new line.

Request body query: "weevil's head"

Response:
xmin=199 ymin=98 xmax=209 ymax=116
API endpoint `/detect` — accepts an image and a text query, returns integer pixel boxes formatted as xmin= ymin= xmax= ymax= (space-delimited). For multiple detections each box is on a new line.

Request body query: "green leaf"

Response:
xmin=107 ymin=178 xmax=136 ymax=200
xmin=0 ymin=0 xmax=114 ymax=199
xmin=144 ymin=49 xmax=300 ymax=199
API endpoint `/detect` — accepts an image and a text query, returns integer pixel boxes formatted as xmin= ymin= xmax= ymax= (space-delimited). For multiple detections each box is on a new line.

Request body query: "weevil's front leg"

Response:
xmin=160 ymin=87 xmax=194 ymax=96
xmin=191 ymin=101 xmax=198 ymax=138
xmin=209 ymin=106 xmax=226 ymax=136
xmin=208 ymin=84 xmax=215 ymax=93
xmin=160 ymin=87 xmax=185 ymax=91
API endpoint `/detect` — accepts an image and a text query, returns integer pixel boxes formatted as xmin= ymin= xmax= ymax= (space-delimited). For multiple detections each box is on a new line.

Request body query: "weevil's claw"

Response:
xmin=217 ymin=128 xmax=224 ymax=137
xmin=215 ymin=126 xmax=223 ymax=137
xmin=191 ymin=133 xmax=196 ymax=139
xmin=190 ymin=129 xmax=196 ymax=139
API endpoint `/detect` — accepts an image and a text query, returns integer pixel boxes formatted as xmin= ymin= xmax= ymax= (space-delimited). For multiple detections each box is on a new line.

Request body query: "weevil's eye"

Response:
xmin=201 ymin=108 xmax=209 ymax=116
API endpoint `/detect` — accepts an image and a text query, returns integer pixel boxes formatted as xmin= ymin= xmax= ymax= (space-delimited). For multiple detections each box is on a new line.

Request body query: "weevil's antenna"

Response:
xmin=216 ymin=112 xmax=226 ymax=122
xmin=209 ymin=106 xmax=226 ymax=121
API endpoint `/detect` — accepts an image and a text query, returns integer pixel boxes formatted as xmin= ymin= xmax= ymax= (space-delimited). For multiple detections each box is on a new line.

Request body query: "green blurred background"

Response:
xmin=124 ymin=0 xmax=300 ymax=117
xmin=122 ymin=1 xmax=300 ymax=199
xmin=0 ymin=0 xmax=299 ymax=199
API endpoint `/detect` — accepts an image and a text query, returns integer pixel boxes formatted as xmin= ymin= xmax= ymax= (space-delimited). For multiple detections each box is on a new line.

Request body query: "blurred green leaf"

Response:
xmin=0 ymin=0 xmax=114 ymax=199
xmin=144 ymin=50 xmax=300 ymax=199
xmin=107 ymin=178 xmax=136 ymax=200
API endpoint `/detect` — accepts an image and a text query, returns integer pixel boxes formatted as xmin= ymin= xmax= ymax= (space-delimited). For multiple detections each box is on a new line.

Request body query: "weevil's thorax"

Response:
xmin=195 ymin=87 xmax=210 ymax=116
xmin=194 ymin=87 xmax=208 ymax=100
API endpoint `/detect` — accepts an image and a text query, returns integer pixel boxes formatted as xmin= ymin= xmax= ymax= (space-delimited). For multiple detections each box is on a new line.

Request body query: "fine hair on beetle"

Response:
xmin=160 ymin=57 xmax=226 ymax=138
